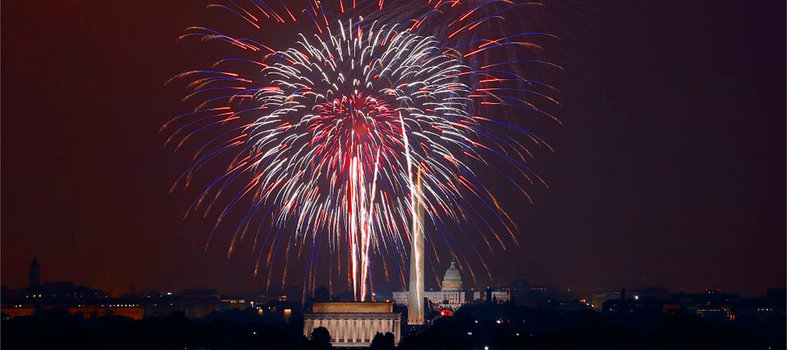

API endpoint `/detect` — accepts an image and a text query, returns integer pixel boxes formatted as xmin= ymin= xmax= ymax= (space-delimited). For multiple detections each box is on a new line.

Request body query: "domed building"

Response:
xmin=392 ymin=262 xmax=467 ymax=310
xmin=441 ymin=262 xmax=463 ymax=291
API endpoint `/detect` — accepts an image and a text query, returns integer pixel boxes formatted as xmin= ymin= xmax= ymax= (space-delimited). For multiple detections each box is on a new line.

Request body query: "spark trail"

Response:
xmin=165 ymin=0 xmax=560 ymax=301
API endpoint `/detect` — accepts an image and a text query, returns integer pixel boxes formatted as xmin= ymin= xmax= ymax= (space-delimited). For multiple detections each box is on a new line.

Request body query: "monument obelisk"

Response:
xmin=407 ymin=169 xmax=425 ymax=325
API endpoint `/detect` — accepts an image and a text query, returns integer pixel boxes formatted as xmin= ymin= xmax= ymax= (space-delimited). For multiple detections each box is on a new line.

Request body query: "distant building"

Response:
xmin=219 ymin=296 xmax=247 ymax=311
xmin=591 ymin=290 xmax=621 ymax=312
xmin=440 ymin=262 xmax=463 ymax=291
xmin=2 ymin=258 xmax=142 ymax=319
xmin=4 ymin=258 xmax=308 ymax=321
xmin=472 ymin=287 xmax=510 ymax=304
xmin=25 ymin=281 xmax=110 ymax=302
xmin=506 ymin=278 xmax=566 ymax=307
xmin=1 ymin=305 xmax=35 ymax=318
xmin=303 ymin=302 xmax=401 ymax=348
xmin=510 ymin=277 xmax=529 ymax=303
xmin=393 ymin=262 xmax=467 ymax=310
xmin=734 ymin=295 xmax=785 ymax=320
xmin=677 ymin=289 xmax=738 ymax=320
xmin=601 ymin=289 xmax=664 ymax=314
xmin=592 ymin=287 xmax=672 ymax=312
xmin=70 ymin=304 xmax=144 ymax=320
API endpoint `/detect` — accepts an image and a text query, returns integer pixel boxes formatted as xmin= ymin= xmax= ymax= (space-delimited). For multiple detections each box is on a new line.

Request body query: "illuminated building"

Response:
xmin=303 ymin=302 xmax=401 ymax=347
xmin=393 ymin=261 xmax=467 ymax=310
xmin=69 ymin=304 xmax=144 ymax=320
xmin=440 ymin=262 xmax=463 ymax=291
xmin=592 ymin=287 xmax=672 ymax=312
xmin=472 ymin=287 xmax=510 ymax=304
xmin=1 ymin=305 xmax=34 ymax=318
xmin=0 ymin=304 xmax=144 ymax=320
xmin=24 ymin=281 xmax=110 ymax=301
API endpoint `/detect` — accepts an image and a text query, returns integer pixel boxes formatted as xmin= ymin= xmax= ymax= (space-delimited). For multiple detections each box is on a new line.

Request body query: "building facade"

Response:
xmin=393 ymin=261 xmax=467 ymax=310
xmin=303 ymin=302 xmax=401 ymax=348
xmin=472 ymin=288 xmax=511 ymax=303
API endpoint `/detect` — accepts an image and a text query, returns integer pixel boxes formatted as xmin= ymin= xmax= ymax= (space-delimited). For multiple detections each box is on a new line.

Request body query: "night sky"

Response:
xmin=2 ymin=0 xmax=784 ymax=297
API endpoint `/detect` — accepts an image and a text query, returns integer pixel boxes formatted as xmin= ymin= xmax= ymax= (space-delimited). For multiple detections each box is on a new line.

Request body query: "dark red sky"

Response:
xmin=2 ymin=0 xmax=784 ymax=297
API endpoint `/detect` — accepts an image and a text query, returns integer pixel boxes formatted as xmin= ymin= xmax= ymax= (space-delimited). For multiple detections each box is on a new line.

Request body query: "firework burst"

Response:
xmin=165 ymin=0 xmax=560 ymax=301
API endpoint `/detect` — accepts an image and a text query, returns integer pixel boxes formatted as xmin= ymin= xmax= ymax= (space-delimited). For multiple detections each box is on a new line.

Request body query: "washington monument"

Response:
xmin=407 ymin=169 xmax=425 ymax=325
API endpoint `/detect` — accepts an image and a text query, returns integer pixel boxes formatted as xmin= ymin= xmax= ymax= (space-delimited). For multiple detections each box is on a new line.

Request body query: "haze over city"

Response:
xmin=2 ymin=1 xmax=784 ymax=349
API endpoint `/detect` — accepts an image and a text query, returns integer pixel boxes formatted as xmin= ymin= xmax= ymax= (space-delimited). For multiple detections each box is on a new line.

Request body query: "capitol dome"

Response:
xmin=440 ymin=262 xmax=463 ymax=291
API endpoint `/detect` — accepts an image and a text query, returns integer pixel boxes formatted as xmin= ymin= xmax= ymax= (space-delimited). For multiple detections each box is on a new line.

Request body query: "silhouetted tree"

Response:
xmin=370 ymin=332 xmax=396 ymax=350
xmin=2 ymin=303 xmax=779 ymax=350
xmin=309 ymin=326 xmax=332 ymax=350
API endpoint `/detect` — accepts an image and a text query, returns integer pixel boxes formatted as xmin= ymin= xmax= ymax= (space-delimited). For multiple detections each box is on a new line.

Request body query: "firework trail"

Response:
xmin=164 ymin=0 xmax=560 ymax=301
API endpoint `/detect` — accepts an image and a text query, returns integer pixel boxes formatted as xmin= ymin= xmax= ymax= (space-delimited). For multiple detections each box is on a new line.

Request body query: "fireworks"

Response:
xmin=165 ymin=0 xmax=559 ymax=301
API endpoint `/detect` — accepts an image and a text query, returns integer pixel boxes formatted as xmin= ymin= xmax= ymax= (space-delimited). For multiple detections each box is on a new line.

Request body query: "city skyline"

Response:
xmin=3 ymin=255 xmax=782 ymax=300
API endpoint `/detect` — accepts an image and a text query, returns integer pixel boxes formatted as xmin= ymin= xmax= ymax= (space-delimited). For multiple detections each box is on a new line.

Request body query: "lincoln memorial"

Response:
xmin=303 ymin=301 xmax=401 ymax=347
